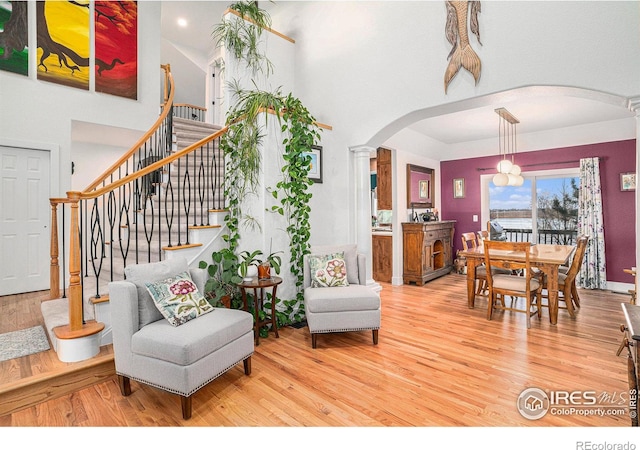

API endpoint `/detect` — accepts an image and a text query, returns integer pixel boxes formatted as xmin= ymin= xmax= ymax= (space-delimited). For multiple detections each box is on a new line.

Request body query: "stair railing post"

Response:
xmin=67 ymin=192 xmax=83 ymax=331
xmin=49 ymin=199 xmax=61 ymax=299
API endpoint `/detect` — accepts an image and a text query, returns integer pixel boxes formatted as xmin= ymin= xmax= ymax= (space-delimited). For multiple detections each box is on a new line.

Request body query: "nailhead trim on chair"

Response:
xmin=116 ymin=352 xmax=253 ymax=397
xmin=311 ymin=327 xmax=380 ymax=334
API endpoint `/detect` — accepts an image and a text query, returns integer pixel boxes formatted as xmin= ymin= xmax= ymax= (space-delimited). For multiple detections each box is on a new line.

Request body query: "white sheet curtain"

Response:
xmin=577 ymin=157 xmax=607 ymax=289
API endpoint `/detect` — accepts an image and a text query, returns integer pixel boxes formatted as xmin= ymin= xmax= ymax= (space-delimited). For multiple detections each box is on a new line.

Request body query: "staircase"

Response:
xmin=42 ymin=113 xmax=228 ymax=362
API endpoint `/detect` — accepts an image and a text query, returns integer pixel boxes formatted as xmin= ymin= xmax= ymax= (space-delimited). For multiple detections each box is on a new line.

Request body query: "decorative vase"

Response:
xmin=258 ymin=263 xmax=271 ymax=280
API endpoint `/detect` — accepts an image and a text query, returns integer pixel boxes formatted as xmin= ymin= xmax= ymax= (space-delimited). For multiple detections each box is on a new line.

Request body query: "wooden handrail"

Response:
xmin=76 ymin=125 xmax=229 ymax=201
xmin=80 ymin=108 xmax=327 ymax=202
xmin=84 ymin=66 xmax=175 ymax=193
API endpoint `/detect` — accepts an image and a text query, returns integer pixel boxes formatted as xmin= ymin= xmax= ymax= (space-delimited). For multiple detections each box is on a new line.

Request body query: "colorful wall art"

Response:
xmin=95 ymin=1 xmax=137 ymax=100
xmin=37 ymin=0 xmax=90 ymax=90
xmin=0 ymin=1 xmax=28 ymax=76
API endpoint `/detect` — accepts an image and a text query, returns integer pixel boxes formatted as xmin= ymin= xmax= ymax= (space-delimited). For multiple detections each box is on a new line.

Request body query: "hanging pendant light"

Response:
xmin=493 ymin=107 xmax=521 ymax=186
xmin=493 ymin=172 xmax=509 ymax=186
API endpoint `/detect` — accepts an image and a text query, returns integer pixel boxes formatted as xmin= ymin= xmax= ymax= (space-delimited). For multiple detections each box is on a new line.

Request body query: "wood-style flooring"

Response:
xmin=0 ymin=274 xmax=635 ymax=427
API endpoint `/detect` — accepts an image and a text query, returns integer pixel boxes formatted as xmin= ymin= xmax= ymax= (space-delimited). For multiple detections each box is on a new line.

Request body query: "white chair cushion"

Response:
xmin=492 ymin=274 xmax=540 ymax=293
xmin=305 ymin=285 xmax=380 ymax=313
xmin=131 ymin=307 xmax=252 ymax=366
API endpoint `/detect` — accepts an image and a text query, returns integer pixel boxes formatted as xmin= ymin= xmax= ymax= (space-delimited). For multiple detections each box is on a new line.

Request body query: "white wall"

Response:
xmin=271 ymin=1 xmax=640 ymax=148
xmin=0 ymin=2 xmax=162 ymax=198
xmin=161 ymin=39 xmax=207 ymax=107
xmin=263 ymin=0 xmax=640 ymax=279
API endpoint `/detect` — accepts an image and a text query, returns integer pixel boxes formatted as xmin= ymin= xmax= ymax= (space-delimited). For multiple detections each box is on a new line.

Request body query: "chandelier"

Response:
xmin=493 ymin=107 xmax=524 ymax=187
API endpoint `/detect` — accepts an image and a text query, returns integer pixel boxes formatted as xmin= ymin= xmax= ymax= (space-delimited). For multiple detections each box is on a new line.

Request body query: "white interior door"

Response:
xmin=0 ymin=146 xmax=51 ymax=295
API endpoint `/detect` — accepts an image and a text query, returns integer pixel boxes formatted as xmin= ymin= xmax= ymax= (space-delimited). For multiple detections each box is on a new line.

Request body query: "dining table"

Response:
xmin=459 ymin=243 xmax=575 ymax=325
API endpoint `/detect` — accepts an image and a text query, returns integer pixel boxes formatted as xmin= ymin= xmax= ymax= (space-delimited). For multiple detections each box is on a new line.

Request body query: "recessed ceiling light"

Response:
xmin=177 ymin=18 xmax=188 ymax=27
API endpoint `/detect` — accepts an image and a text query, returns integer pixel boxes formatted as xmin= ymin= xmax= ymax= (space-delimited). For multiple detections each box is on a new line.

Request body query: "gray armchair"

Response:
xmin=303 ymin=245 xmax=381 ymax=348
xmin=108 ymin=257 xmax=254 ymax=419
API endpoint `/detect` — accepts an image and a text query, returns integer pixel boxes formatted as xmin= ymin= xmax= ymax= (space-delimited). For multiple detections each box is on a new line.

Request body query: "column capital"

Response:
xmin=628 ymin=96 xmax=640 ymax=115
xmin=349 ymin=145 xmax=376 ymax=156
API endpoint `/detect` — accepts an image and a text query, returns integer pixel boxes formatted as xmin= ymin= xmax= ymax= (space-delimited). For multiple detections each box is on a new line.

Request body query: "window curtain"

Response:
xmin=577 ymin=158 xmax=607 ymax=289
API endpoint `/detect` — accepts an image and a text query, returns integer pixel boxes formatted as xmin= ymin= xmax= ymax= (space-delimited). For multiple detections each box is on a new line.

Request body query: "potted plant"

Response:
xmin=238 ymin=248 xmax=282 ymax=280
xmin=257 ymin=250 xmax=282 ymax=280
xmin=199 ymin=248 xmax=242 ymax=308
xmin=238 ymin=249 xmax=261 ymax=280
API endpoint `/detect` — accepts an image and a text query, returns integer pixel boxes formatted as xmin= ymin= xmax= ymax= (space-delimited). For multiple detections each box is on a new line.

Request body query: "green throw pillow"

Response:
xmin=145 ymin=271 xmax=213 ymax=326
xmin=309 ymin=252 xmax=350 ymax=288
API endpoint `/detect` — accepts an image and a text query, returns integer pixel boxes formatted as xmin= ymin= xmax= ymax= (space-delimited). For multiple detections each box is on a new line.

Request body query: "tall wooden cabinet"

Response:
xmin=376 ymin=148 xmax=392 ymax=211
xmin=402 ymin=221 xmax=455 ymax=285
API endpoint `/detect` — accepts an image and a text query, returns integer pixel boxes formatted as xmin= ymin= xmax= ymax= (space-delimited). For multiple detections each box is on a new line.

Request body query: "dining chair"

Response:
xmin=483 ymin=240 xmax=542 ymax=329
xmin=477 ymin=230 xmax=489 ymax=243
xmin=541 ymin=235 xmax=589 ymax=317
xmin=623 ymin=268 xmax=637 ymax=305
xmin=461 ymin=232 xmax=489 ymax=296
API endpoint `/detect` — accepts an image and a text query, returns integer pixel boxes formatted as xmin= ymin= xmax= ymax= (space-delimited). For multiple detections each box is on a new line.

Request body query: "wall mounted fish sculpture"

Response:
xmin=444 ymin=1 xmax=482 ymax=93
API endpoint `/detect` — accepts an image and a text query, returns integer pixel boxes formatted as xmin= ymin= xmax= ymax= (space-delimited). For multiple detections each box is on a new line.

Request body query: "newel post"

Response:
xmin=67 ymin=192 xmax=83 ymax=331
xmin=49 ymin=199 xmax=61 ymax=299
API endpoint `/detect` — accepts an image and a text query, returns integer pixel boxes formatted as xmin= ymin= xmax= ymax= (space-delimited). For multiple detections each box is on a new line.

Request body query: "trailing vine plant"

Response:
xmin=270 ymin=95 xmax=321 ymax=322
xmin=221 ymin=81 xmax=283 ymax=252
xmin=205 ymin=0 xmax=321 ymax=326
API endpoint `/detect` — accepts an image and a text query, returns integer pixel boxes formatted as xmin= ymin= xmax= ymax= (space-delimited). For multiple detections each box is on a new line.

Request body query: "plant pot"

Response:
xmin=258 ymin=263 xmax=271 ymax=280
xmin=239 ymin=264 xmax=258 ymax=281
xmin=220 ymin=295 xmax=231 ymax=309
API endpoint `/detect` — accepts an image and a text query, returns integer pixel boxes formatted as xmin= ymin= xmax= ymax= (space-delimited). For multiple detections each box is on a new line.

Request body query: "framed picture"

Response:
xmin=304 ymin=145 xmax=323 ymax=183
xmin=419 ymin=180 xmax=430 ymax=199
xmin=406 ymin=164 xmax=434 ymax=208
xmin=621 ymin=172 xmax=636 ymax=191
xmin=453 ymin=178 xmax=465 ymax=198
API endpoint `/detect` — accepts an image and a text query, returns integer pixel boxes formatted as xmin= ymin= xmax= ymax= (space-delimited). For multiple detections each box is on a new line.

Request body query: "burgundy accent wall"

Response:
xmin=440 ymin=139 xmax=636 ymax=283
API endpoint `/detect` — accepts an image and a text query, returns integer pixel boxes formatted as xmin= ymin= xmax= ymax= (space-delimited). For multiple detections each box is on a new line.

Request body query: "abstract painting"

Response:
xmin=95 ymin=1 xmax=137 ymax=99
xmin=0 ymin=1 xmax=28 ymax=76
xmin=37 ymin=0 xmax=90 ymax=90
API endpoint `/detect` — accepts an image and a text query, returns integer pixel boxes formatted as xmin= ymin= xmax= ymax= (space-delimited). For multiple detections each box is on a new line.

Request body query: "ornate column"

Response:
xmin=350 ymin=145 xmax=381 ymax=291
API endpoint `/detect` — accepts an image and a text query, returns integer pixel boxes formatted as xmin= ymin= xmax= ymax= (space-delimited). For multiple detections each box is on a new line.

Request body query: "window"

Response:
xmin=482 ymin=168 xmax=580 ymax=245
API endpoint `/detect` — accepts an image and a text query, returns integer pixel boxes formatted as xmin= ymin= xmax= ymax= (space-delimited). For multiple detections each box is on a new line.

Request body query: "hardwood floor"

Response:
xmin=0 ymin=274 xmax=635 ymax=428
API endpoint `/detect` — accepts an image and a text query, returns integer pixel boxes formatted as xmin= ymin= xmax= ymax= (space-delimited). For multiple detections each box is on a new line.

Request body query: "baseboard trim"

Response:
xmin=0 ymin=353 xmax=115 ymax=417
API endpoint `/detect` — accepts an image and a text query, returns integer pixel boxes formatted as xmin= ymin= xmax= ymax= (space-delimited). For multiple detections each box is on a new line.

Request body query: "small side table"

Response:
xmin=237 ymin=276 xmax=283 ymax=346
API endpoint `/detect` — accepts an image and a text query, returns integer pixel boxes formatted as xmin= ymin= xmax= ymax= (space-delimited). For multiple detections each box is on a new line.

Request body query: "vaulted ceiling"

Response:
xmin=160 ymin=2 xmax=636 ymax=159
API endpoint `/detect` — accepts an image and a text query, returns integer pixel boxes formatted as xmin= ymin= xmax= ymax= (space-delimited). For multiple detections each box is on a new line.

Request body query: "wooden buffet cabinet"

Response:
xmin=402 ymin=221 xmax=455 ymax=285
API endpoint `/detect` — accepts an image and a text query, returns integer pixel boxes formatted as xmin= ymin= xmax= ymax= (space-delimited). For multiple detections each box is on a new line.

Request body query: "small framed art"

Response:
xmin=453 ymin=178 xmax=465 ymax=198
xmin=621 ymin=172 xmax=636 ymax=191
xmin=304 ymin=145 xmax=323 ymax=183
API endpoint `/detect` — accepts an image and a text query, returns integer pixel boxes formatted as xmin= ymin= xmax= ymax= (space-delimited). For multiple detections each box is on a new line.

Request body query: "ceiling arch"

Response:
xmin=367 ymin=85 xmax=635 ymax=161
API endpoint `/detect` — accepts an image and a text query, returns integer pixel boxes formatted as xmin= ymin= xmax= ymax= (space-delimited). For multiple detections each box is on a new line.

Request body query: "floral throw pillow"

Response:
xmin=309 ymin=252 xmax=350 ymax=288
xmin=145 ymin=271 xmax=213 ymax=326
